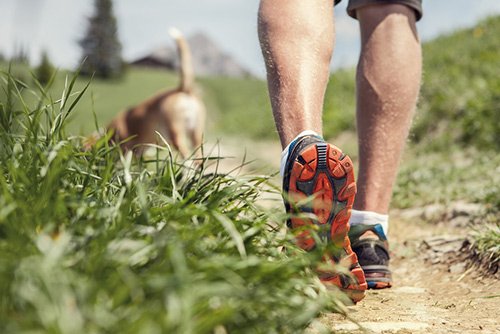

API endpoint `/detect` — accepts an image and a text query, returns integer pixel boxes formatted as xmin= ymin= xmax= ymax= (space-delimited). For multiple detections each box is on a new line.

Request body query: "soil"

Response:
xmin=321 ymin=215 xmax=500 ymax=334
xmin=208 ymin=139 xmax=500 ymax=334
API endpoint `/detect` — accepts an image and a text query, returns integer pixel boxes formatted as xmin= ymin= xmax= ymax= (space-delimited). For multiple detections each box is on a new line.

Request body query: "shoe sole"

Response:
xmin=363 ymin=265 xmax=392 ymax=289
xmin=351 ymin=234 xmax=393 ymax=290
xmin=323 ymin=265 xmax=368 ymax=303
xmin=285 ymin=142 xmax=368 ymax=302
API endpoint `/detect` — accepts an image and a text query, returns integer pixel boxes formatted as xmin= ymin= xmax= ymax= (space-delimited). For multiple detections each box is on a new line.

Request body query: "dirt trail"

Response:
xmin=208 ymin=139 xmax=500 ymax=334
xmin=323 ymin=216 xmax=500 ymax=333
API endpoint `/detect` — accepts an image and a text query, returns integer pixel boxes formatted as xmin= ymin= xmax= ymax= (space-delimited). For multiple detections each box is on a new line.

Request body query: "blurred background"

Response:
xmin=2 ymin=0 xmax=500 ymax=75
xmin=2 ymin=3 xmax=500 ymax=332
xmin=0 ymin=0 xmax=499 ymax=157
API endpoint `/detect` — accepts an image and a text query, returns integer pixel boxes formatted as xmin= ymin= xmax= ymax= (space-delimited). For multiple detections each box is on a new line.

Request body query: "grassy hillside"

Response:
xmin=199 ymin=76 xmax=275 ymax=139
xmin=1 ymin=15 xmax=499 ymax=149
xmin=414 ymin=15 xmax=500 ymax=151
xmin=0 ymin=63 xmax=275 ymax=139
xmin=0 ymin=64 xmax=180 ymax=134
xmin=323 ymin=15 xmax=500 ymax=150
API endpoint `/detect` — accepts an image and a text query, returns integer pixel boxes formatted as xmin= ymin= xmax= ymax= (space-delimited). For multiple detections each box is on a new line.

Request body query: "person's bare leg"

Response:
xmin=258 ymin=0 xmax=334 ymax=148
xmin=259 ymin=0 xmax=368 ymax=302
xmin=354 ymin=4 xmax=422 ymax=214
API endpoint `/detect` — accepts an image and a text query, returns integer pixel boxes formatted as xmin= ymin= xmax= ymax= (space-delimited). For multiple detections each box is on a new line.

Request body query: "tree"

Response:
xmin=36 ymin=51 xmax=54 ymax=85
xmin=79 ymin=0 xmax=123 ymax=78
xmin=12 ymin=45 xmax=29 ymax=64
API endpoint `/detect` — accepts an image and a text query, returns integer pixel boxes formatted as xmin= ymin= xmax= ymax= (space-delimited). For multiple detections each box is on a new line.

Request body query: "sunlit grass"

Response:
xmin=0 ymin=70 xmax=348 ymax=333
xmin=393 ymin=148 xmax=500 ymax=210
xmin=471 ymin=222 xmax=500 ymax=275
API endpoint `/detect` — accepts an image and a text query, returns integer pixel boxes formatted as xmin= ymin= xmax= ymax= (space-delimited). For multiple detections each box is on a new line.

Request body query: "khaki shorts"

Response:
xmin=335 ymin=0 xmax=423 ymax=21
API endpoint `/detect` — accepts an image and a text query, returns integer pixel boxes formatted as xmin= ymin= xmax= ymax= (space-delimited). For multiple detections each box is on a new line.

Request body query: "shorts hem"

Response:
xmin=343 ymin=0 xmax=423 ymax=21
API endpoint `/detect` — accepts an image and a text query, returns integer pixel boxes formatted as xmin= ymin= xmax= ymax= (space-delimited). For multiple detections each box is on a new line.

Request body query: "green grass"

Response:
xmin=414 ymin=15 xmax=500 ymax=151
xmin=392 ymin=147 xmax=500 ymax=274
xmin=0 ymin=63 xmax=275 ymax=140
xmin=392 ymin=148 xmax=500 ymax=210
xmin=323 ymin=68 xmax=357 ymax=138
xmin=199 ymin=76 xmax=275 ymax=139
xmin=1 ymin=64 xmax=181 ymax=135
xmin=325 ymin=16 xmax=500 ymax=150
xmin=2 ymin=15 xmax=499 ymax=316
xmin=0 ymin=71 xmax=351 ymax=333
xmin=470 ymin=222 xmax=500 ymax=275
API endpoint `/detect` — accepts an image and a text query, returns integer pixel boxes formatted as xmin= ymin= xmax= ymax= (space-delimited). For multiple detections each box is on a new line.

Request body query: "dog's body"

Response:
xmin=108 ymin=28 xmax=205 ymax=158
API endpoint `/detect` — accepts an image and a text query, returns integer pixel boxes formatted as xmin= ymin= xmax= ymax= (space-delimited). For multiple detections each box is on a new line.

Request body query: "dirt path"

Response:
xmin=322 ymin=216 xmax=500 ymax=333
xmin=208 ymin=139 xmax=500 ymax=334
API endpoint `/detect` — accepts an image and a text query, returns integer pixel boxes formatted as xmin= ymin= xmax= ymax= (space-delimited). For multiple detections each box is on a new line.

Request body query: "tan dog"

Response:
xmin=107 ymin=28 xmax=206 ymax=158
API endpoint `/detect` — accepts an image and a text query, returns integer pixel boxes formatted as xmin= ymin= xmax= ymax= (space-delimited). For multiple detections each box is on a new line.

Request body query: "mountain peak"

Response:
xmin=131 ymin=32 xmax=252 ymax=78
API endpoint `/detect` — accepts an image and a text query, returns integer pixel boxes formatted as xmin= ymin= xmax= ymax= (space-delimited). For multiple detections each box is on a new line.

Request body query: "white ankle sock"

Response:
xmin=349 ymin=209 xmax=389 ymax=236
xmin=279 ymin=130 xmax=320 ymax=177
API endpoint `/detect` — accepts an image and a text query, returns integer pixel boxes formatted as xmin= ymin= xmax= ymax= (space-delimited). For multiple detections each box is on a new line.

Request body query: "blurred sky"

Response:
xmin=1 ymin=0 xmax=500 ymax=77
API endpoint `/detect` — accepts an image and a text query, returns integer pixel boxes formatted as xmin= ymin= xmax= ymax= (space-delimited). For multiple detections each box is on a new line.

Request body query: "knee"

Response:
xmin=258 ymin=0 xmax=332 ymax=39
xmin=258 ymin=0 xmax=334 ymax=63
xmin=357 ymin=3 xmax=418 ymax=41
xmin=357 ymin=3 xmax=417 ymax=23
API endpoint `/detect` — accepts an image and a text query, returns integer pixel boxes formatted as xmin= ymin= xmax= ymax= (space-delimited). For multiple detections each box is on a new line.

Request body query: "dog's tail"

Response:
xmin=169 ymin=27 xmax=194 ymax=93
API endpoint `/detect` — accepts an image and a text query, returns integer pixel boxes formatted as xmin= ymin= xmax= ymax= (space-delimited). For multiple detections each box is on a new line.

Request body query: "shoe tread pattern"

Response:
xmin=283 ymin=138 xmax=367 ymax=302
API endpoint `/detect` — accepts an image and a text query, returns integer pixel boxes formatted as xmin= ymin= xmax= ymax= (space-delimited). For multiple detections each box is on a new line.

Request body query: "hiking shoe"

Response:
xmin=283 ymin=135 xmax=367 ymax=303
xmin=349 ymin=223 xmax=392 ymax=289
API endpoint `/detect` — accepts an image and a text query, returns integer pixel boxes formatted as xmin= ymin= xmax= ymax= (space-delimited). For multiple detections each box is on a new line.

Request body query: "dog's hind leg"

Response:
xmin=190 ymin=123 xmax=203 ymax=150
xmin=189 ymin=104 xmax=205 ymax=160
xmin=167 ymin=123 xmax=190 ymax=159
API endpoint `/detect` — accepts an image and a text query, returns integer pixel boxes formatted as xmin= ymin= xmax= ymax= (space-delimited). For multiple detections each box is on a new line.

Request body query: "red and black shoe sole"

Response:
xmin=283 ymin=139 xmax=367 ymax=303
